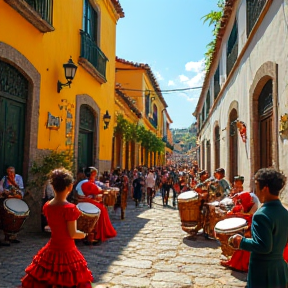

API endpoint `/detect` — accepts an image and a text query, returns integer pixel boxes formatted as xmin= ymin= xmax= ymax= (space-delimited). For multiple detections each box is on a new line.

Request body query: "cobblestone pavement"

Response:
xmin=0 ymin=195 xmax=247 ymax=288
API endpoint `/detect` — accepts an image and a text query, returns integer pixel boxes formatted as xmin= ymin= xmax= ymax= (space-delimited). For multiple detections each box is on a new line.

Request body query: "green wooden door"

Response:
xmin=78 ymin=105 xmax=95 ymax=170
xmin=0 ymin=61 xmax=27 ymax=178
xmin=78 ymin=131 xmax=93 ymax=170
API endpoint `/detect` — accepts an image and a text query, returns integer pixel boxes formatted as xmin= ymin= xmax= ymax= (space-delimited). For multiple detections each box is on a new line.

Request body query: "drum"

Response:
xmin=76 ymin=202 xmax=101 ymax=233
xmin=214 ymin=217 xmax=248 ymax=257
xmin=177 ymin=190 xmax=202 ymax=236
xmin=205 ymin=202 xmax=227 ymax=239
xmin=2 ymin=198 xmax=30 ymax=235
xmin=219 ymin=197 xmax=234 ymax=211
xmin=103 ymin=189 xmax=118 ymax=207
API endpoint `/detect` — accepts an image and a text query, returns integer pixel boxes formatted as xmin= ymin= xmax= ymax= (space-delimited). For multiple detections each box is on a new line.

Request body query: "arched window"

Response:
xmin=153 ymin=104 xmax=158 ymax=127
xmin=215 ymin=126 xmax=220 ymax=170
xmin=229 ymin=109 xmax=238 ymax=183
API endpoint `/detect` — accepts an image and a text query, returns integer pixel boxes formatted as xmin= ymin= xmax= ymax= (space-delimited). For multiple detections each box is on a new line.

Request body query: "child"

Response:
xmin=21 ymin=168 xmax=93 ymax=288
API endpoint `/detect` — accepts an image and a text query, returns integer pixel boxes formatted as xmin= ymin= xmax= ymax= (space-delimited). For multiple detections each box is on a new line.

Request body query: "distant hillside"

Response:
xmin=171 ymin=123 xmax=197 ymax=153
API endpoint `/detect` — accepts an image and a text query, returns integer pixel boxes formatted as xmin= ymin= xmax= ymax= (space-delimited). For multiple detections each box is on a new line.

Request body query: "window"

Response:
xmin=227 ymin=20 xmax=238 ymax=76
xmin=83 ymin=0 xmax=98 ymax=42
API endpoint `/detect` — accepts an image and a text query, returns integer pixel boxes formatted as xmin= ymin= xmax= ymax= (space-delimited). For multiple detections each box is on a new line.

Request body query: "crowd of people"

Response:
xmin=1 ymin=163 xmax=288 ymax=287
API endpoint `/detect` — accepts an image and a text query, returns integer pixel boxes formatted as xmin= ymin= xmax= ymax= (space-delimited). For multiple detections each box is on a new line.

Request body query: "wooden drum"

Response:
xmin=205 ymin=201 xmax=227 ymax=239
xmin=177 ymin=190 xmax=202 ymax=236
xmin=214 ymin=217 xmax=248 ymax=257
xmin=2 ymin=198 xmax=30 ymax=235
xmin=76 ymin=202 xmax=101 ymax=233
xmin=103 ymin=188 xmax=119 ymax=207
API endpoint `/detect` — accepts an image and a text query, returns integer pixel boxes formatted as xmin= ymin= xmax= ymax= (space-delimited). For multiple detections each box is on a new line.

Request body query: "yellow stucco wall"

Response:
xmin=0 ymin=0 xmax=119 ymax=161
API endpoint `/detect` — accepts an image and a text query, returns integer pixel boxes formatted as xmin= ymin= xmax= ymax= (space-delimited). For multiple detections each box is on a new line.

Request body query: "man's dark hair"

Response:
xmin=255 ymin=168 xmax=286 ymax=196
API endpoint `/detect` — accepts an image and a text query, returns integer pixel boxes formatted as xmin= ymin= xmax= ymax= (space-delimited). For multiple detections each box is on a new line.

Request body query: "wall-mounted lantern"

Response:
xmin=103 ymin=110 xmax=111 ymax=130
xmin=57 ymin=57 xmax=78 ymax=93
xmin=151 ymin=96 xmax=155 ymax=101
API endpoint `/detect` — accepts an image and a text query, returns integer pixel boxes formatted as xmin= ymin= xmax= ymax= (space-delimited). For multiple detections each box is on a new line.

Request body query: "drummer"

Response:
xmin=0 ymin=166 xmax=24 ymax=198
xmin=0 ymin=166 xmax=24 ymax=246
xmin=214 ymin=168 xmax=231 ymax=198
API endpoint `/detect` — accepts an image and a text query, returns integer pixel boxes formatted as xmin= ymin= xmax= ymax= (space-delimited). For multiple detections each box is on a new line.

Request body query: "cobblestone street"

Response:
xmin=0 ymin=195 xmax=247 ymax=288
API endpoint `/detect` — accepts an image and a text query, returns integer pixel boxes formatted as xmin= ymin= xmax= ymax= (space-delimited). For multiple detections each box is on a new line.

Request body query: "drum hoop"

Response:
xmin=214 ymin=225 xmax=248 ymax=234
xmin=3 ymin=199 xmax=30 ymax=216
xmin=80 ymin=210 xmax=101 ymax=218
xmin=177 ymin=197 xmax=198 ymax=202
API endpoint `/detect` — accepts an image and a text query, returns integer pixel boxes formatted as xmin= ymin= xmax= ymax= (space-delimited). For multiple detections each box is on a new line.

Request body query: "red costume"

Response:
xmin=81 ymin=181 xmax=117 ymax=242
xmin=222 ymin=192 xmax=254 ymax=272
xmin=21 ymin=202 xmax=93 ymax=288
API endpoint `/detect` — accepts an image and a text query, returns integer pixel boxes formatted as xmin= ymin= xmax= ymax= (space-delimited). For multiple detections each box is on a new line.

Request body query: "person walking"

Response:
xmin=145 ymin=169 xmax=156 ymax=208
xmin=230 ymin=168 xmax=288 ymax=288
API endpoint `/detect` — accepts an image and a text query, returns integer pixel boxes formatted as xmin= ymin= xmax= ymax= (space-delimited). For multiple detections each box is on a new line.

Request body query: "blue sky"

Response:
xmin=116 ymin=0 xmax=219 ymax=129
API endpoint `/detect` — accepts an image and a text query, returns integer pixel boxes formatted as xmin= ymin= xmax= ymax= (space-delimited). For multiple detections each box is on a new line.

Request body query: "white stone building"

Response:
xmin=194 ymin=0 xmax=288 ymax=204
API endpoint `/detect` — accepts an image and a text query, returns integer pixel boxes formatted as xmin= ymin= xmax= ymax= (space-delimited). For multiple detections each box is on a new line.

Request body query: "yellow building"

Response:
xmin=114 ymin=57 xmax=173 ymax=168
xmin=0 ymin=0 xmax=124 ymax=230
xmin=0 ymin=0 xmax=124 ymax=179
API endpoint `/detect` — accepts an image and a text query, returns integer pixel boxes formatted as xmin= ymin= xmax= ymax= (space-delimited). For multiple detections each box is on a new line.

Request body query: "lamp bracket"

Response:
xmin=57 ymin=80 xmax=72 ymax=93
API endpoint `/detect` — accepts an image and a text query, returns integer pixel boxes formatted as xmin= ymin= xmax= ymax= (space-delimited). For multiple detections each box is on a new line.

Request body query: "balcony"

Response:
xmin=149 ymin=117 xmax=157 ymax=129
xmin=227 ymin=42 xmax=238 ymax=76
xmin=4 ymin=0 xmax=54 ymax=33
xmin=247 ymin=0 xmax=267 ymax=37
xmin=79 ymin=30 xmax=108 ymax=84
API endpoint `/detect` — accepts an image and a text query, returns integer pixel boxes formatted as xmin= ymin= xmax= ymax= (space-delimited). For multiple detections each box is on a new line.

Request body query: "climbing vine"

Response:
xmin=114 ymin=114 xmax=165 ymax=153
xmin=202 ymin=0 xmax=225 ymax=71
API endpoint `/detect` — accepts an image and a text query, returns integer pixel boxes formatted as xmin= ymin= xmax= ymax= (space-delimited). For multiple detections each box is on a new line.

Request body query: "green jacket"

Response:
xmin=240 ymin=200 xmax=288 ymax=288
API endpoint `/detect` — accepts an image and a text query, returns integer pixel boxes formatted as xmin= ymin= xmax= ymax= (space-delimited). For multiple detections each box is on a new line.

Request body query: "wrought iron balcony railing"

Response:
xmin=25 ymin=0 xmax=53 ymax=25
xmin=247 ymin=0 xmax=267 ymax=37
xmin=149 ymin=117 xmax=157 ymax=128
xmin=227 ymin=42 xmax=238 ymax=76
xmin=80 ymin=30 xmax=108 ymax=81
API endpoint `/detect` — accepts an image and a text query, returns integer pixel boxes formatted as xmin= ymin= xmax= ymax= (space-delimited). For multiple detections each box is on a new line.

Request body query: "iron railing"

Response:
xmin=149 ymin=117 xmax=157 ymax=128
xmin=25 ymin=0 xmax=53 ymax=25
xmin=80 ymin=30 xmax=108 ymax=80
xmin=247 ymin=0 xmax=267 ymax=37
xmin=227 ymin=41 xmax=238 ymax=76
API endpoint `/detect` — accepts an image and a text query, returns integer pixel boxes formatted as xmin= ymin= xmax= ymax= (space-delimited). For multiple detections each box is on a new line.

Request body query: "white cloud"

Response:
xmin=168 ymin=80 xmax=175 ymax=86
xmin=179 ymin=74 xmax=189 ymax=82
xmin=185 ymin=59 xmax=205 ymax=73
xmin=187 ymin=70 xmax=205 ymax=87
xmin=154 ymin=71 xmax=164 ymax=81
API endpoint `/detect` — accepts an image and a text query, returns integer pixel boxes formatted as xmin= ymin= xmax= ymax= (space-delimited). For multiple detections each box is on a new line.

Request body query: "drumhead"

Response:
xmin=178 ymin=190 xmax=198 ymax=200
xmin=219 ymin=197 xmax=234 ymax=206
xmin=215 ymin=217 xmax=247 ymax=233
xmin=77 ymin=202 xmax=100 ymax=214
xmin=4 ymin=198 xmax=29 ymax=213
xmin=111 ymin=187 xmax=120 ymax=192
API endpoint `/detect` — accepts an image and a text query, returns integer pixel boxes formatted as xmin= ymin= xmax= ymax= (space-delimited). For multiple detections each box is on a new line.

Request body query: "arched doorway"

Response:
xmin=0 ymin=60 xmax=28 ymax=176
xmin=78 ymin=105 xmax=95 ymax=170
xmin=258 ymin=79 xmax=273 ymax=168
xmin=229 ymin=109 xmax=238 ymax=183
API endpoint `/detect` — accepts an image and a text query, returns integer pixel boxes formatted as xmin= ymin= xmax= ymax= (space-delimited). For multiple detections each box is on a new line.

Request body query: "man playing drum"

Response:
xmin=229 ymin=168 xmax=288 ymax=288
xmin=0 ymin=166 xmax=25 ymax=246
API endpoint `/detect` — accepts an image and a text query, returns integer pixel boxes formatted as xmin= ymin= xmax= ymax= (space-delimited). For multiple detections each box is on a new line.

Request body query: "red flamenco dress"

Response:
xmin=81 ymin=181 xmax=117 ymax=242
xmin=21 ymin=202 xmax=93 ymax=288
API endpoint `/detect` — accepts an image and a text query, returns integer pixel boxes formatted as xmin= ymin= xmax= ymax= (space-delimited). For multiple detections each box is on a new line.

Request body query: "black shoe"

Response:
xmin=10 ymin=239 xmax=20 ymax=244
xmin=0 ymin=241 xmax=10 ymax=246
xmin=92 ymin=240 xmax=102 ymax=246
xmin=83 ymin=240 xmax=92 ymax=246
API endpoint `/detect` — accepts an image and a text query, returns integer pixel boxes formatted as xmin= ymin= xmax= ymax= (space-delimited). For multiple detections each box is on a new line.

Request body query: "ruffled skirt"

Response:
xmin=21 ymin=241 xmax=93 ymax=288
